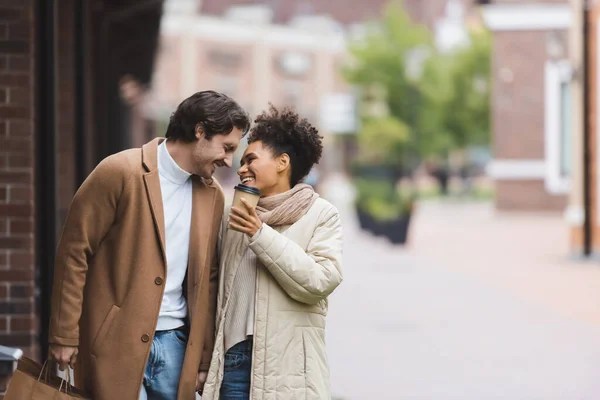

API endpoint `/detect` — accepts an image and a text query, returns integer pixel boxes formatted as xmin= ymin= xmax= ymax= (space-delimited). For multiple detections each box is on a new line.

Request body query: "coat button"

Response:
xmin=141 ymin=334 xmax=150 ymax=343
xmin=154 ymin=277 xmax=164 ymax=285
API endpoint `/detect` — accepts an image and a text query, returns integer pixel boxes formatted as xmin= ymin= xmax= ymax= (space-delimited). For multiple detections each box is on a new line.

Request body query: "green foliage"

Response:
xmin=354 ymin=177 xmax=414 ymax=221
xmin=344 ymin=0 xmax=491 ymax=169
xmin=344 ymin=3 xmax=431 ymax=88
xmin=426 ymin=28 xmax=491 ymax=150
xmin=345 ymin=2 xmax=432 ymax=161
xmin=356 ymin=116 xmax=410 ymax=167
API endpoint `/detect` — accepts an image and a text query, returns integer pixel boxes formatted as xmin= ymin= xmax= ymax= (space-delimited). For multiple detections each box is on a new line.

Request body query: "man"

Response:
xmin=48 ymin=91 xmax=250 ymax=400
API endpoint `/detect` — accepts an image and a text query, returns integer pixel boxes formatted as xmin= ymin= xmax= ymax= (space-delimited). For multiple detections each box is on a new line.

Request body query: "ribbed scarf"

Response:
xmin=255 ymin=184 xmax=319 ymax=226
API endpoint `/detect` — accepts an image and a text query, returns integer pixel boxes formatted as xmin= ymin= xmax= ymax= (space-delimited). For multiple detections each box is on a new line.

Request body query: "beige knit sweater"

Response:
xmin=223 ymin=230 xmax=261 ymax=352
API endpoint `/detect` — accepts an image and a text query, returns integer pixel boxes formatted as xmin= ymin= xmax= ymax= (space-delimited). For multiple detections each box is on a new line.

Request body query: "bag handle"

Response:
xmin=37 ymin=360 xmax=51 ymax=383
xmin=37 ymin=359 xmax=73 ymax=394
xmin=58 ymin=372 xmax=72 ymax=394
xmin=56 ymin=366 xmax=73 ymax=394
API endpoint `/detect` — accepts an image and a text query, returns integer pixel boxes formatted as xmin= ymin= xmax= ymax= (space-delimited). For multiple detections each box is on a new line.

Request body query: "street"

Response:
xmin=325 ymin=187 xmax=600 ymax=399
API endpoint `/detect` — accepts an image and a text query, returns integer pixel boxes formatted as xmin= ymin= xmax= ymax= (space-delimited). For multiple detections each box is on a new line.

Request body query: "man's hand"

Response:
xmin=49 ymin=344 xmax=78 ymax=371
xmin=196 ymin=371 xmax=208 ymax=394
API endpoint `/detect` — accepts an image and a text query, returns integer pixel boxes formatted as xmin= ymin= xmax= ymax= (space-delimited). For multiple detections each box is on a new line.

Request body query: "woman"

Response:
xmin=202 ymin=106 xmax=343 ymax=399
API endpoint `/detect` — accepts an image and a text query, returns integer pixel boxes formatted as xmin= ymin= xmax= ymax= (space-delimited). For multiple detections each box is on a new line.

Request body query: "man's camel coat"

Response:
xmin=49 ymin=138 xmax=223 ymax=400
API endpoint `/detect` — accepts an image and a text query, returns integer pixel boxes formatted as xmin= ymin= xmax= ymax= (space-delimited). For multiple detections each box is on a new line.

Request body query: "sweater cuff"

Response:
xmin=250 ymin=223 xmax=265 ymax=243
xmin=248 ymin=223 xmax=278 ymax=253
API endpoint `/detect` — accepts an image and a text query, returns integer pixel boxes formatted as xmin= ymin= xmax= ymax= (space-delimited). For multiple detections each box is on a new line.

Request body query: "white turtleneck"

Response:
xmin=156 ymin=140 xmax=192 ymax=331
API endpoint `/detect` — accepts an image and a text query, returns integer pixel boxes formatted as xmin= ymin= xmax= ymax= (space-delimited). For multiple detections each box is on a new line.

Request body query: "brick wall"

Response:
xmin=199 ymin=0 xmax=480 ymax=28
xmin=0 ymin=0 xmax=36 ymax=353
xmin=200 ymin=0 xmax=390 ymax=25
xmin=199 ymin=0 xmax=478 ymax=29
xmin=496 ymin=180 xmax=567 ymax=211
xmin=491 ymin=27 xmax=568 ymax=211
xmin=492 ymin=0 xmax=566 ymax=3
xmin=0 ymin=0 xmax=163 ymax=393
xmin=0 ymin=0 xmax=37 ymax=395
xmin=493 ymin=30 xmax=549 ymax=160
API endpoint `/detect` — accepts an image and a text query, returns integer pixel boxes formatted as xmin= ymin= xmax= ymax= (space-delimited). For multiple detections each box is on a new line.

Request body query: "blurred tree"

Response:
xmin=430 ymin=27 xmax=491 ymax=151
xmin=416 ymin=51 xmax=455 ymax=158
xmin=344 ymin=1 xmax=491 ymax=167
xmin=344 ymin=0 xmax=491 ymax=224
xmin=344 ymin=1 xmax=431 ymax=168
xmin=355 ymin=116 xmax=410 ymax=169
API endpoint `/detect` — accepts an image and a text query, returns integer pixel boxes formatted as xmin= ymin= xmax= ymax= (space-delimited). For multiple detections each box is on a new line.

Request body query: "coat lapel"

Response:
xmin=143 ymin=172 xmax=167 ymax=268
xmin=142 ymin=138 xmax=167 ymax=269
xmin=187 ymin=175 xmax=217 ymax=315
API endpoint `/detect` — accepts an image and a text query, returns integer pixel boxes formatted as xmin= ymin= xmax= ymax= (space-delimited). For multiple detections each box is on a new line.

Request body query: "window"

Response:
xmin=559 ymin=80 xmax=571 ymax=177
xmin=544 ymin=60 xmax=572 ymax=194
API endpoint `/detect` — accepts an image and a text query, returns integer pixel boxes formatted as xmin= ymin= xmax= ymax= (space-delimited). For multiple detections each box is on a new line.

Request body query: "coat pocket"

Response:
xmin=276 ymin=328 xmax=306 ymax=398
xmin=301 ymin=327 xmax=330 ymax=399
xmin=92 ymin=305 xmax=120 ymax=356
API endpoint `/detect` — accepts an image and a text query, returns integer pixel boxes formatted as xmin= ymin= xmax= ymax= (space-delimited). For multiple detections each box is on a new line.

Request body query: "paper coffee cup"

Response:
xmin=232 ymin=184 xmax=261 ymax=210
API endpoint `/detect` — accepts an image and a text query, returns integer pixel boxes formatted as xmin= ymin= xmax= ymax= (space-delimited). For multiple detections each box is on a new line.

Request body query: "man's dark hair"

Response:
xmin=165 ymin=90 xmax=251 ymax=141
xmin=248 ymin=105 xmax=323 ymax=187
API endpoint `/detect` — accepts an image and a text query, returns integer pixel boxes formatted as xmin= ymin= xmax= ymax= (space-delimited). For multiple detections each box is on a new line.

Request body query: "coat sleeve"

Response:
xmin=49 ymin=155 xmax=128 ymax=347
xmin=248 ymin=206 xmax=343 ymax=305
xmin=200 ymin=205 xmax=226 ymax=371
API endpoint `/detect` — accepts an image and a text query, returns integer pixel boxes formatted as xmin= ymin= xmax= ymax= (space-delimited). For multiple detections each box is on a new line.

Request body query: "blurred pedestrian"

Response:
xmin=431 ymin=161 xmax=450 ymax=196
xmin=47 ymin=91 xmax=250 ymax=400
xmin=202 ymin=105 xmax=344 ymax=400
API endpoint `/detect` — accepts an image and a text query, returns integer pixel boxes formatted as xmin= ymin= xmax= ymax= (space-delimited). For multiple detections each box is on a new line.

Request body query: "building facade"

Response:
xmin=0 ymin=0 xmax=163 ymax=394
xmin=150 ymin=0 xmax=480 ymax=182
xmin=570 ymin=0 xmax=600 ymax=256
xmin=482 ymin=1 xmax=573 ymax=211
xmin=150 ymin=1 xmax=353 ymax=180
xmin=481 ymin=0 xmax=600 ymax=256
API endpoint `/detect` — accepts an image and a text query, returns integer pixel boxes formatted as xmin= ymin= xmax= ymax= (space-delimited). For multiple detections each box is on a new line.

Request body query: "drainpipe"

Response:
xmin=582 ymin=0 xmax=592 ymax=256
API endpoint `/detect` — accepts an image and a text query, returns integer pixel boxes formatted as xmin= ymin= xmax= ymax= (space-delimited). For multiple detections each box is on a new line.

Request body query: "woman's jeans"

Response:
xmin=138 ymin=328 xmax=188 ymax=400
xmin=220 ymin=339 xmax=253 ymax=400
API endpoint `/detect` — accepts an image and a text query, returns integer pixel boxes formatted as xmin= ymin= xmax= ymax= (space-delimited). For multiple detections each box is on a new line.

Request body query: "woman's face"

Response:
xmin=237 ymin=141 xmax=290 ymax=197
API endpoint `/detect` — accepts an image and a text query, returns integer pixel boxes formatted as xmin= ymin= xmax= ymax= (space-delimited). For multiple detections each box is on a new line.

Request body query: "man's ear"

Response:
xmin=195 ymin=124 xmax=205 ymax=140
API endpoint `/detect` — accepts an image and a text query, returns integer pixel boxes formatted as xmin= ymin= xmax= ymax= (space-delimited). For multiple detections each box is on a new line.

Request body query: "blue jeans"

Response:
xmin=138 ymin=328 xmax=188 ymax=400
xmin=220 ymin=339 xmax=253 ymax=400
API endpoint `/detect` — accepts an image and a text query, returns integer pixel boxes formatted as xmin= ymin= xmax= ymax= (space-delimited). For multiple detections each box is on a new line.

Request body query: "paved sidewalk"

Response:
xmin=323 ymin=187 xmax=600 ymax=400
xmin=410 ymin=201 xmax=600 ymax=328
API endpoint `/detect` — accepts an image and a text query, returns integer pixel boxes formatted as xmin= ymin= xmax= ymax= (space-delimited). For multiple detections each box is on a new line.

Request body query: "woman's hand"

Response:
xmin=229 ymin=198 xmax=263 ymax=237
xmin=196 ymin=371 xmax=207 ymax=394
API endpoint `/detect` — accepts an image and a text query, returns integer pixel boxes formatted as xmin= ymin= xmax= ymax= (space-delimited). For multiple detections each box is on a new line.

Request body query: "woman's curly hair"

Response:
xmin=248 ymin=105 xmax=323 ymax=187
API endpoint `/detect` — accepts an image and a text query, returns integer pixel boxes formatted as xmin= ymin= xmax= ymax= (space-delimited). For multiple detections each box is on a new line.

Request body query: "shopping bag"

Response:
xmin=4 ymin=357 xmax=90 ymax=399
